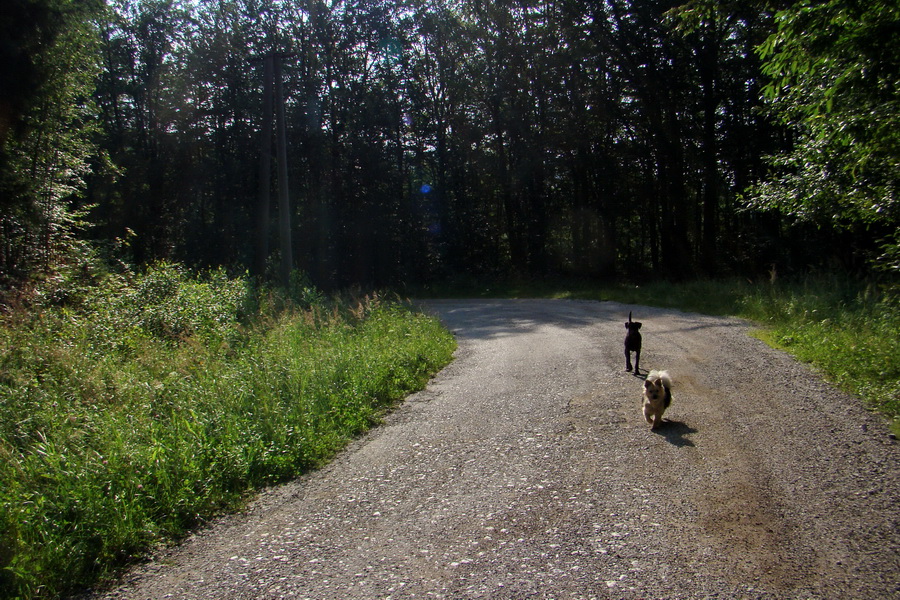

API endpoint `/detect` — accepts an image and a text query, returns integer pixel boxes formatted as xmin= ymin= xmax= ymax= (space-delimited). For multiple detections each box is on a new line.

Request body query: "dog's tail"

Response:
xmin=653 ymin=370 xmax=673 ymax=409
xmin=629 ymin=311 xmax=633 ymax=323
xmin=659 ymin=370 xmax=673 ymax=390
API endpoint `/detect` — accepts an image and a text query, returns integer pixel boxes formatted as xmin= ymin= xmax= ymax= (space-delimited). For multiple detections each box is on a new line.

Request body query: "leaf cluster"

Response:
xmin=750 ymin=0 xmax=900 ymax=271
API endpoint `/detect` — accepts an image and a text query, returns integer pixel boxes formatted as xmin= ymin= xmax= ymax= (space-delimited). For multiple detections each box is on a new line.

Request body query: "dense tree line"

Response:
xmin=1 ymin=0 xmax=897 ymax=291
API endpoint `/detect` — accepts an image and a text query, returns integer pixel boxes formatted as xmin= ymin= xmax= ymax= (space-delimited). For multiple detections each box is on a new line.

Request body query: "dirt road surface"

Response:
xmin=89 ymin=300 xmax=900 ymax=600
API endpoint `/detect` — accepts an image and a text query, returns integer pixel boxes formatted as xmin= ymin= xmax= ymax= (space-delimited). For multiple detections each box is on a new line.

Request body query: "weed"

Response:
xmin=736 ymin=276 xmax=900 ymax=431
xmin=0 ymin=267 xmax=455 ymax=599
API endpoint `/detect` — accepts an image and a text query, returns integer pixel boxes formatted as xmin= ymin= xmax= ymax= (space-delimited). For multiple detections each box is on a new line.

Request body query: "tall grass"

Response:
xmin=0 ymin=263 xmax=456 ymax=599
xmin=735 ymin=276 xmax=900 ymax=427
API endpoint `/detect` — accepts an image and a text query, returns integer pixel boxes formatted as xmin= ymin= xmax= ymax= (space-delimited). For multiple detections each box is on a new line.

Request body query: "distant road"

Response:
xmin=90 ymin=300 xmax=900 ymax=600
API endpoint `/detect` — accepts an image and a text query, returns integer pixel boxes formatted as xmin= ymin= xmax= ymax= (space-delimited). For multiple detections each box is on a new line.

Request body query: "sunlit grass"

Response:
xmin=0 ymin=265 xmax=456 ymax=599
xmin=734 ymin=277 xmax=900 ymax=431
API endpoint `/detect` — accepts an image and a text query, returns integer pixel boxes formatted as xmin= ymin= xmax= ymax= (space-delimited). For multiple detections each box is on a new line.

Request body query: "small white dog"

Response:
xmin=642 ymin=370 xmax=673 ymax=429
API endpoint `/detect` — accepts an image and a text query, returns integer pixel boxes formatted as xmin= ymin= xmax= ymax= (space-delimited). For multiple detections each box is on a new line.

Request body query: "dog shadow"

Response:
xmin=652 ymin=419 xmax=697 ymax=448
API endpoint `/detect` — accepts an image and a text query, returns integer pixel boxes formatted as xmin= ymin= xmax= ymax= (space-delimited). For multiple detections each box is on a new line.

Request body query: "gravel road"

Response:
xmin=89 ymin=300 xmax=900 ymax=600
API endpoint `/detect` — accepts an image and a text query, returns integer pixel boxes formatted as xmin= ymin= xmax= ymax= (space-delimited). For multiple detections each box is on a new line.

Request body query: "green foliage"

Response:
xmin=0 ymin=267 xmax=455 ymax=599
xmin=85 ymin=0 xmax=787 ymax=284
xmin=749 ymin=0 xmax=900 ymax=271
xmin=0 ymin=0 xmax=105 ymax=286
xmin=4 ymin=0 xmax=896 ymax=291
xmin=738 ymin=276 xmax=900 ymax=429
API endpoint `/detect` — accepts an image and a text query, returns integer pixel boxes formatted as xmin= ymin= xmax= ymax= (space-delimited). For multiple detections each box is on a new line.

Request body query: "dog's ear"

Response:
xmin=634 ymin=322 xmax=642 ymax=329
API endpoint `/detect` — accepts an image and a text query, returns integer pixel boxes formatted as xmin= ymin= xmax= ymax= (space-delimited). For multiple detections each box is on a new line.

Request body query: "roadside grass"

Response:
xmin=416 ymin=274 xmax=900 ymax=434
xmin=413 ymin=275 xmax=747 ymax=315
xmin=0 ymin=263 xmax=456 ymax=600
xmin=599 ymin=275 xmax=899 ymax=433
xmin=734 ymin=278 xmax=900 ymax=433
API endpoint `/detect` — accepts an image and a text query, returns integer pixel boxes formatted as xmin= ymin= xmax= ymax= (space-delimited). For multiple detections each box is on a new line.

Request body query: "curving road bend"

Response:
xmin=89 ymin=300 xmax=900 ymax=600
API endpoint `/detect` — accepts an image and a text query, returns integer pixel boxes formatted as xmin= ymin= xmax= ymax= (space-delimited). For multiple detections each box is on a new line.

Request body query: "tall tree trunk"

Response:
xmin=275 ymin=57 xmax=293 ymax=288
xmin=254 ymin=55 xmax=274 ymax=278
xmin=699 ymin=31 xmax=719 ymax=276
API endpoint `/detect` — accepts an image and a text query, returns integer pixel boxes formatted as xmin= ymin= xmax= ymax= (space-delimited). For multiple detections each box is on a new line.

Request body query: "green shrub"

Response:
xmin=0 ymin=269 xmax=455 ymax=599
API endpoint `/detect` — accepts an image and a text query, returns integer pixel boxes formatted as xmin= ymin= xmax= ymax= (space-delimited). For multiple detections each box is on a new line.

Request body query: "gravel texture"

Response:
xmin=85 ymin=300 xmax=900 ymax=600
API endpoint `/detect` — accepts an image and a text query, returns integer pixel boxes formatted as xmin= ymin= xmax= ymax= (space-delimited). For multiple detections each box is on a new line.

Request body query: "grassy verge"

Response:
xmin=416 ymin=274 xmax=900 ymax=433
xmin=0 ymin=263 xmax=456 ymax=599
xmin=598 ymin=276 xmax=899 ymax=432
xmin=734 ymin=278 xmax=900 ymax=431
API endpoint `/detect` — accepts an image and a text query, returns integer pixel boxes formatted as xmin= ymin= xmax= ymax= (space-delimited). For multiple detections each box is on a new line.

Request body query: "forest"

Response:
xmin=1 ymin=0 xmax=898 ymax=291
xmin=1 ymin=2 xmax=899 ymax=597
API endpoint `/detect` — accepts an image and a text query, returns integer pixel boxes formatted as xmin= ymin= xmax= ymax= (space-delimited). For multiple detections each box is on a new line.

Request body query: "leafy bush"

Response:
xmin=0 ymin=267 xmax=456 ymax=599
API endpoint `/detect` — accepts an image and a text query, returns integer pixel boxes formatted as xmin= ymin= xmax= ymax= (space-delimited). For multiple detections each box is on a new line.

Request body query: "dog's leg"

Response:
xmin=643 ymin=404 xmax=654 ymax=425
xmin=625 ymin=350 xmax=633 ymax=372
xmin=633 ymin=348 xmax=640 ymax=374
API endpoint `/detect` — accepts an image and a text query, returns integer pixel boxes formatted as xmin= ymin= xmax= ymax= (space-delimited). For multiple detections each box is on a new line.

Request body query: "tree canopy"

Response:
xmin=1 ymin=0 xmax=898 ymax=291
xmin=750 ymin=0 xmax=900 ymax=273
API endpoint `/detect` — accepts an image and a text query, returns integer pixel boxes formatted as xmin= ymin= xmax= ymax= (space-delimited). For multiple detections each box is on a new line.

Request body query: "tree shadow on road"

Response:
xmin=653 ymin=420 xmax=697 ymax=447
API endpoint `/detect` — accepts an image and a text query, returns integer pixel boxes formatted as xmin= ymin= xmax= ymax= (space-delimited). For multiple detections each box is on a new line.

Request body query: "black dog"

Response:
xmin=624 ymin=311 xmax=642 ymax=373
